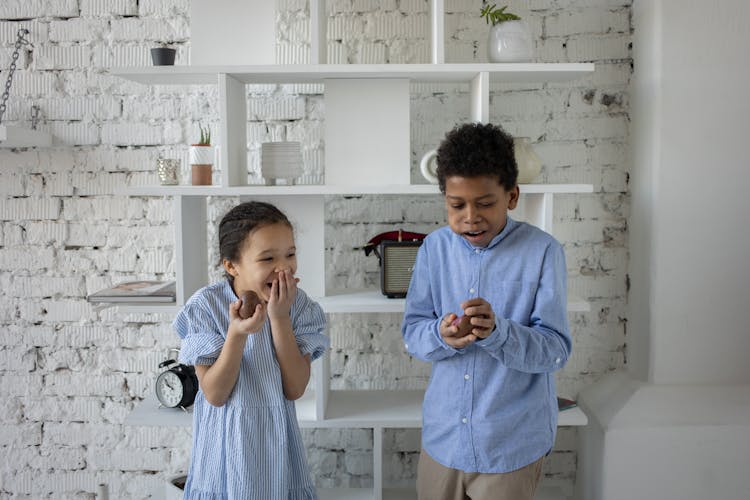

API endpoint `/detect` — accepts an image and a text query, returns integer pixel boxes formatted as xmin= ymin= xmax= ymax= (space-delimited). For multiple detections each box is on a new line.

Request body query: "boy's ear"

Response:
xmin=223 ymin=258 xmax=238 ymax=277
xmin=507 ymin=185 xmax=520 ymax=210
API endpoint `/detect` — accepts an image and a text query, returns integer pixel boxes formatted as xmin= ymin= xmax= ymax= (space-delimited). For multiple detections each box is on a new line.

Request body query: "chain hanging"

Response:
xmin=0 ymin=28 xmax=33 ymax=125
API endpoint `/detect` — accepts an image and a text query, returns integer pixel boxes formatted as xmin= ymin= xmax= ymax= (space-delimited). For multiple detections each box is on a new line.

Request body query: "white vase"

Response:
xmin=487 ymin=20 xmax=533 ymax=63
xmin=514 ymin=137 xmax=542 ymax=184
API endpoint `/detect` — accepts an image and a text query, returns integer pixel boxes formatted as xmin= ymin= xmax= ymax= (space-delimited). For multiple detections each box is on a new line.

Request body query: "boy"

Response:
xmin=402 ymin=122 xmax=571 ymax=500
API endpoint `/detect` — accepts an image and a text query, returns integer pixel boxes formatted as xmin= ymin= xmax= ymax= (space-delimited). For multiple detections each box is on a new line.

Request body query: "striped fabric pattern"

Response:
xmin=173 ymin=280 xmax=329 ymax=499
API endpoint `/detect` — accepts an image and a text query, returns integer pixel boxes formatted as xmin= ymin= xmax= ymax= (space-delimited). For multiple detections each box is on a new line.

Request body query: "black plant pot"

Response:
xmin=150 ymin=47 xmax=176 ymax=66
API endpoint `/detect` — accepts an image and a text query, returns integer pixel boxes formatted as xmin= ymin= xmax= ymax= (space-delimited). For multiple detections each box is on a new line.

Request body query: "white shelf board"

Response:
xmin=119 ymin=183 xmax=593 ymax=197
xmin=318 ymin=289 xmax=589 ymax=313
xmin=127 ymin=390 xmax=587 ymax=428
xmin=100 ymin=290 xmax=588 ymax=314
xmin=98 ymin=302 xmax=180 ymax=314
xmin=0 ymin=125 xmax=52 ymax=148
xmin=126 ymin=390 xmax=317 ymax=427
xmin=110 ymin=63 xmax=594 ymax=85
xmin=299 ymin=390 xmax=424 ymax=428
xmin=317 ymin=290 xmax=407 ymax=313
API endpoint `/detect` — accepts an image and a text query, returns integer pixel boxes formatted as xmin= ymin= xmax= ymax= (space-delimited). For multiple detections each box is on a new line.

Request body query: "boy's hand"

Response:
xmin=267 ymin=268 xmax=299 ymax=321
xmin=228 ymin=299 xmax=266 ymax=336
xmin=439 ymin=313 xmax=477 ymax=349
xmin=460 ymin=297 xmax=496 ymax=339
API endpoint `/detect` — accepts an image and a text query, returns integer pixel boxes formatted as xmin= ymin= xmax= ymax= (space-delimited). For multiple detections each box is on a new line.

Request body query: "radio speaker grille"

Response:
xmin=381 ymin=243 xmax=421 ymax=297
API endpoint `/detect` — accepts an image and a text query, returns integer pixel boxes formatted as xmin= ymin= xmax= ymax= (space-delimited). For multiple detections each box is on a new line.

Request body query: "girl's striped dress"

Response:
xmin=173 ymin=280 xmax=329 ymax=499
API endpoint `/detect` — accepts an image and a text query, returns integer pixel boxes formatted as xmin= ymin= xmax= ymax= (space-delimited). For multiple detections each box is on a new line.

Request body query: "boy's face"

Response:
xmin=444 ymin=175 xmax=519 ymax=248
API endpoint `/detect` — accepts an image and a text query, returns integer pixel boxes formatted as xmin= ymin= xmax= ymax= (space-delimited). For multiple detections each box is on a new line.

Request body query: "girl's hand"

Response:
xmin=228 ymin=299 xmax=266 ymax=337
xmin=267 ymin=268 xmax=299 ymax=321
xmin=460 ymin=297 xmax=496 ymax=339
xmin=439 ymin=312 xmax=477 ymax=349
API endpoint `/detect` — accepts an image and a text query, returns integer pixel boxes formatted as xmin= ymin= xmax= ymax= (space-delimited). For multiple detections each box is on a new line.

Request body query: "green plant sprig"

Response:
xmin=480 ymin=4 xmax=521 ymax=26
xmin=197 ymin=122 xmax=211 ymax=145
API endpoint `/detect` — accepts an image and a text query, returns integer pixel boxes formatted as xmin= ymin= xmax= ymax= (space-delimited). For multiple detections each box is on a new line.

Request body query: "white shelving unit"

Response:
xmin=109 ymin=3 xmax=594 ymax=499
xmin=0 ymin=125 xmax=52 ymax=148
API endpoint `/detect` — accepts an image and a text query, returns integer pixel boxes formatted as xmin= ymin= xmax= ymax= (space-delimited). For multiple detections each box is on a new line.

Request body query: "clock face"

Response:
xmin=156 ymin=370 xmax=184 ymax=408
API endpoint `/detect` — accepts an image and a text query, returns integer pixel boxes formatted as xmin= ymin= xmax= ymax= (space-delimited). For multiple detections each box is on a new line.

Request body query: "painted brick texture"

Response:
xmin=0 ymin=0 xmax=632 ymax=496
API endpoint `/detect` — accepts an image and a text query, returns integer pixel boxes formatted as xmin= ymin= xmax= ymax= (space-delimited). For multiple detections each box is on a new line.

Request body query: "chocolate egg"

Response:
xmin=238 ymin=290 xmax=262 ymax=319
xmin=451 ymin=315 xmax=472 ymax=337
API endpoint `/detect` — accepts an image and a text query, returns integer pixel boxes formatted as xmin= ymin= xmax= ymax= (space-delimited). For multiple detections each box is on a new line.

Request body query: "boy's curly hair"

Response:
xmin=435 ymin=122 xmax=518 ymax=194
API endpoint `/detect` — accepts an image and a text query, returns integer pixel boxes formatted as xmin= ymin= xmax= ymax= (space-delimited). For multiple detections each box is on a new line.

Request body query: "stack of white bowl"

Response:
xmin=261 ymin=141 xmax=303 ymax=185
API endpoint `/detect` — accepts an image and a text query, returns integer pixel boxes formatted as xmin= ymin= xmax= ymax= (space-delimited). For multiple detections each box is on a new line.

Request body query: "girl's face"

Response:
xmin=224 ymin=222 xmax=297 ymax=302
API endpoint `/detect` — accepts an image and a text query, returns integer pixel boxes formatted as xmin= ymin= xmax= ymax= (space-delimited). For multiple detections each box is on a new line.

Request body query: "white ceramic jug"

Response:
xmin=419 ymin=149 xmax=439 ymax=184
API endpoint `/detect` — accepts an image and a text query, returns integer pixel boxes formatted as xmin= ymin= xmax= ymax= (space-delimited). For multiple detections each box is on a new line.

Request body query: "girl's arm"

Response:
xmin=268 ymin=269 xmax=311 ymax=400
xmin=196 ymin=299 xmax=265 ymax=407
xmin=270 ymin=314 xmax=311 ymax=400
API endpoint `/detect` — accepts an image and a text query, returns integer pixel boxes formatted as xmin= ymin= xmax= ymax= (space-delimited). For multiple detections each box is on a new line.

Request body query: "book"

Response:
xmin=87 ymin=280 xmax=176 ymax=303
xmin=557 ymin=397 xmax=578 ymax=411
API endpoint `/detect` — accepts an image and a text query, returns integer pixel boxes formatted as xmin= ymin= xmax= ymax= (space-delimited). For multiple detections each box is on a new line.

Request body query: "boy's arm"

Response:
xmin=401 ymin=245 xmax=465 ymax=362
xmin=474 ymin=243 xmax=572 ymax=373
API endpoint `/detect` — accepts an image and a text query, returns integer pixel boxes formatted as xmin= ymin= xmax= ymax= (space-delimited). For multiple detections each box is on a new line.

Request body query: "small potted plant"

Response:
xmin=150 ymin=43 xmax=176 ymax=66
xmin=189 ymin=123 xmax=214 ymax=185
xmin=480 ymin=4 xmax=533 ymax=63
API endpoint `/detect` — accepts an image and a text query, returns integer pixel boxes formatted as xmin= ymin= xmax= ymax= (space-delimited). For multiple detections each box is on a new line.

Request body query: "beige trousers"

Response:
xmin=416 ymin=449 xmax=544 ymax=500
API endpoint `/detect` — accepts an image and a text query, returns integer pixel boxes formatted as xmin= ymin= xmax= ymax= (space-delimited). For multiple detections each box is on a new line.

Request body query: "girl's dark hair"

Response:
xmin=218 ymin=201 xmax=292 ymax=277
xmin=435 ymin=122 xmax=518 ymax=193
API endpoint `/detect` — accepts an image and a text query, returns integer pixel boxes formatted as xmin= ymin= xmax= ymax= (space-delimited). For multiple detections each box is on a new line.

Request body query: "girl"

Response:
xmin=173 ymin=201 xmax=329 ymax=499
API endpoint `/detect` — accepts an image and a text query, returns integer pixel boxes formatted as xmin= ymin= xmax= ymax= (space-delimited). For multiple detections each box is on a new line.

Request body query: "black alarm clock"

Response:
xmin=155 ymin=358 xmax=198 ymax=409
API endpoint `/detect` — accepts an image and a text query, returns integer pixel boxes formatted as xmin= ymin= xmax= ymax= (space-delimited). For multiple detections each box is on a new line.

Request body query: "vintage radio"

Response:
xmin=364 ymin=230 xmax=426 ymax=298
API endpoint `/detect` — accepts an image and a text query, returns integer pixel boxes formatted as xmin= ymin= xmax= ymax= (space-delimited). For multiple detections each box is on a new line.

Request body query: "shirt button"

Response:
xmin=461 ymin=417 xmax=468 ymax=424
xmin=405 ymin=343 xmax=409 ymax=350
xmin=475 ymin=249 xmax=480 ymax=254
xmin=555 ymin=357 xmax=561 ymax=364
xmin=469 ymin=288 xmax=475 ymax=294
xmin=464 ymin=374 xmax=470 ymax=380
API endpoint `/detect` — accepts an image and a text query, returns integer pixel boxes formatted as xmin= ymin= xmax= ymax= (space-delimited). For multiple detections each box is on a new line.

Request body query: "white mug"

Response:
xmin=419 ymin=149 xmax=439 ymax=184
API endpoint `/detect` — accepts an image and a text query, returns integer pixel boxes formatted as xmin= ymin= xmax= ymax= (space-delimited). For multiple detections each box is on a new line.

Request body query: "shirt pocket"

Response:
xmin=487 ymin=280 xmax=537 ymax=324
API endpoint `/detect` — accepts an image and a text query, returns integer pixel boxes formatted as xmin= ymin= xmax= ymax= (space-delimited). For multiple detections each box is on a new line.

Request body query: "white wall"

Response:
xmin=649 ymin=0 xmax=750 ymax=384
xmin=0 ymin=1 xmax=632 ymax=496
xmin=631 ymin=0 xmax=750 ymax=385
xmin=577 ymin=1 xmax=750 ymax=498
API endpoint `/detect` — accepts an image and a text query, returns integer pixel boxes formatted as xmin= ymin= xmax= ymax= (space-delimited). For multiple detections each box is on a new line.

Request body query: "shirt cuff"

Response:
xmin=474 ymin=316 xmax=509 ymax=350
xmin=432 ymin=319 xmax=462 ymax=354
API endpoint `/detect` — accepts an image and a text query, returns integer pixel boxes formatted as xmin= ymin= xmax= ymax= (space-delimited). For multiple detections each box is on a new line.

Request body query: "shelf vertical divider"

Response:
xmin=313 ymin=347 xmax=329 ymax=421
xmin=175 ymin=195 xmax=208 ymax=305
xmin=523 ymin=192 xmax=554 ymax=233
xmin=310 ymin=0 xmax=327 ymax=64
xmin=430 ymin=0 xmax=445 ymax=64
xmin=219 ymin=73 xmax=248 ymax=187
xmin=470 ymin=71 xmax=489 ymax=124
xmin=373 ymin=426 xmax=383 ymax=500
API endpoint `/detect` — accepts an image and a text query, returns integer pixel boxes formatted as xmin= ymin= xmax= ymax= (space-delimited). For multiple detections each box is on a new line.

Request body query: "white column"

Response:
xmin=174 ymin=196 xmax=208 ymax=305
xmin=470 ymin=72 xmax=489 ymax=123
xmin=430 ymin=0 xmax=445 ymax=64
xmin=219 ymin=73 xmax=247 ymax=187
xmin=577 ymin=2 xmax=750 ymax=499
xmin=310 ymin=0 xmax=327 ymax=64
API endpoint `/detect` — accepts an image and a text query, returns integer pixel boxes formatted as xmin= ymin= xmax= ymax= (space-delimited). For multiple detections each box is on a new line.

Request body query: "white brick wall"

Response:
xmin=0 ymin=0 xmax=632 ymax=496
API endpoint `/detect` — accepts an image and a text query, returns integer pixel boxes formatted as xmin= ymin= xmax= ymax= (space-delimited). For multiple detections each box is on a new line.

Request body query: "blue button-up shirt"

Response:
xmin=402 ymin=217 xmax=571 ymax=473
